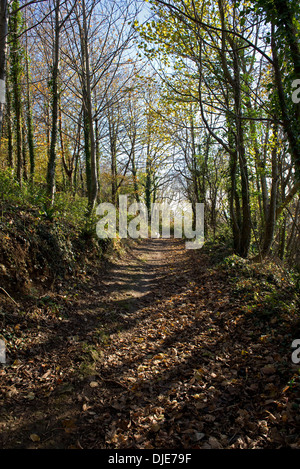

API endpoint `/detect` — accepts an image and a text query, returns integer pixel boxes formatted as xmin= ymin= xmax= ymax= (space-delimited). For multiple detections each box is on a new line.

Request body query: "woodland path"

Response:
xmin=0 ymin=238 xmax=298 ymax=449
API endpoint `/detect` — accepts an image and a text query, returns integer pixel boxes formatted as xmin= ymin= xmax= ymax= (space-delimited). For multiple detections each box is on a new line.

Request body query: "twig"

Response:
xmin=0 ymin=287 xmax=19 ymax=307
xmin=97 ymin=374 xmax=129 ymax=390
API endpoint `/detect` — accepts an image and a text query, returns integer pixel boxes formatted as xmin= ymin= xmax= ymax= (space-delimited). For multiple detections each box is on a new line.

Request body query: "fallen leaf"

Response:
xmin=208 ymin=436 xmax=223 ymax=449
xmin=262 ymin=364 xmax=276 ymax=375
xmin=150 ymin=423 xmax=161 ymax=433
xmin=89 ymin=381 xmax=98 ymax=388
xmin=192 ymin=432 xmax=205 ymax=442
xmin=62 ymin=419 xmax=77 ymax=433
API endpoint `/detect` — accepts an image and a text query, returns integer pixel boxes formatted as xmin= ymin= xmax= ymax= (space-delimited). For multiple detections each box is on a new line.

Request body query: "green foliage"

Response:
xmin=218 ymin=253 xmax=300 ymax=321
xmin=0 ymin=168 xmax=22 ymax=202
xmin=201 ymin=228 xmax=234 ymax=265
xmin=0 ymin=168 xmax=88 ymax=226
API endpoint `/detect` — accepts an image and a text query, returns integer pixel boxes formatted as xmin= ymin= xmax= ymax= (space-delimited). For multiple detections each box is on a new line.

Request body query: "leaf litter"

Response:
xmin=0 ymin=238 xmax=299 ymax=449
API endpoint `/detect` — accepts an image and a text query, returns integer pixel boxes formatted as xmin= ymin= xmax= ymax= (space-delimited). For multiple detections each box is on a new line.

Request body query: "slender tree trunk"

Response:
xmin=108 ymin=113 xmax=118 ymax=206
xmin=59 ymin=98 xmax=73 ymax=190
xmin=278 ymin=218 xmax=286 ymax=260
xmin=80 ymin=0 xmax=98 ymax=213
xmin=131 ymin=149 xmax=140 ymax=203
xmin=5 ymin=77 xmax=13 ymax=168
xmin=226 ymin=115 xmax=242 ymax=254
xmin=94 ymin=117 xmax=101 ymax=203
xmin=72 ymin=112 xmax=82 ymax=196
xmin=229 ymin=147 xmax=241 ymax=254
xmin=47 ymin=0 xmax=60 ymax=205
xmin=261 ymin=130 xmax=279 ymax=257
xmin=0 ymin=0 xmax=7 ymax=137
xmin=286 ymin=198 xmax=299 ymax=254
xmin=145 ymin=145 xmax=152 ymax=216
xmin=10 ymin=1 xmax=23 ymax=185
xmin=24 ymin=11 xmax=35 ymax=180
xmin=111 ymin=143 xmax=117 ymax=206
xmin=145 ymin=108 xmax=153 ymax=217
xmin=22 ymin=124 xmax=28 ymax=181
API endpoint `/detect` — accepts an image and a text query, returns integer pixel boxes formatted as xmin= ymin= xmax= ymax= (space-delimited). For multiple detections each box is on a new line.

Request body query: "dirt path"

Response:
xmin=0 ymin=238 xmax=299 ymax=449
xmin=1 ymin=238 xmax=198 ymax=449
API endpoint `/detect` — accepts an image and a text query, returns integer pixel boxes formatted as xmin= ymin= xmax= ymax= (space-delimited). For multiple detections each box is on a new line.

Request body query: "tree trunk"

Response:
xmin=24 ymin=11 xmax=35 ymax=180
xmin=5 ymin=78 xmax=13 ymax=168
xmin=131 ymin=149 xmax=140 ymax=203
xmin=232 ymin=44 xmax=251 ymax=257
xmin=145 ymin=146 xmax=152 ymax=216
xmin=94 ymin=117 xmax=101 ymax=203
xmin=80 ymin=0 xmax=98 ymax=213
xmin=109 ymin=116 xmax=118 ymax=206
xmin=10 ymin=1 xmax=23 ymax=185
xmin=47 ymin=0 xmax=60 ymax=206
xmin=0 ymin=0 xmax=7 ymax=137
xmin=261 ymin=130 xmax=279 ymax=257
